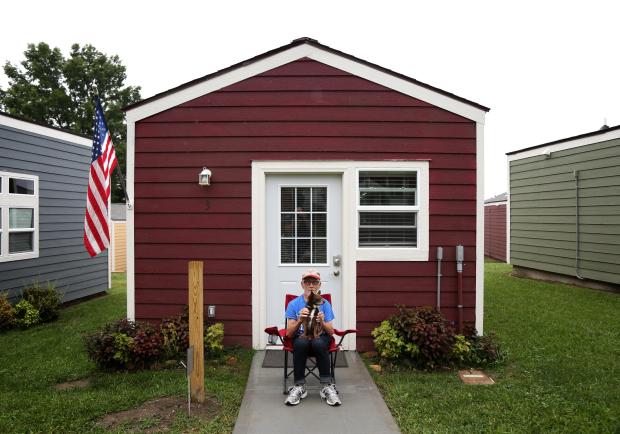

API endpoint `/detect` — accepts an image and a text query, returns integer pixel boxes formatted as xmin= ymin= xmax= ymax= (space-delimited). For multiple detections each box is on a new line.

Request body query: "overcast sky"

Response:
xmin=2 ymin=0 xmax=618 ymax=198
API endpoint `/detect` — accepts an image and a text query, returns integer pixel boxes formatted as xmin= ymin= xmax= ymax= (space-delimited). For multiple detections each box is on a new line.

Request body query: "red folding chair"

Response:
xmin=264 ymin=293 xmax=358 ymax=394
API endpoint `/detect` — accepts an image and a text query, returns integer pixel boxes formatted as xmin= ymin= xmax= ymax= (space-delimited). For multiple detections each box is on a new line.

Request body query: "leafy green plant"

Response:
xmin=452 ymin=334 xmax=472 ymax=365
xmin=14 ymin=300 xmax=40 ymax=329
xmin=22 ymin=281 xmax=61 ymax=323
xmin=390 ymin=305 xmax=455 ymax=369
xmin=112 ymin=333 xmax=134 ymax=364
xmin=204 ymin=323 xmax=224 ymax=358
xmin=0 ymin=292 xmax=16 ymax=331
xmin=371 ymin=320 xmax=418 ymax=360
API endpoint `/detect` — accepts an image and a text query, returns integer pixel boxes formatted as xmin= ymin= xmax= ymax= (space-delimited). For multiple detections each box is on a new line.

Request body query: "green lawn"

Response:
xmin=0 ymin=273 xmax=253 ymax=433
xmin=368 ymin=263 xmax=620 ymax=433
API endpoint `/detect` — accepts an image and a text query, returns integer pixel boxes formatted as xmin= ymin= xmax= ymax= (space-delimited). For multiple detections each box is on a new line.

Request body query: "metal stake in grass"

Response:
xmin=179 ymin=346 xmax=194 ymax=416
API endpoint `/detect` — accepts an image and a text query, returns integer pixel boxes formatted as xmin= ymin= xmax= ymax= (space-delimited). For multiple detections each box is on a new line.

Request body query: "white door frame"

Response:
xmin=252 ymin=161 xmax=357 ymax=350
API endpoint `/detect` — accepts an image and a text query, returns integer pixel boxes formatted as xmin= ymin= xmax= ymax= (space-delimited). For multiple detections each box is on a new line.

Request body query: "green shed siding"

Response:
xmin=509 ymin=137 xmax=620 ymax=284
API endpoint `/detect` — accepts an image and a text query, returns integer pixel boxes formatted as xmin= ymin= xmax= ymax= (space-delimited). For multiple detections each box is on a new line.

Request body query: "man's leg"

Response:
xmin=292 ymin=337 xmax=310 ymax=384
xmin=311 ymin=334 xmax=332 ymax=384
xmin=313 ymin=335 xmax=342 ymax=406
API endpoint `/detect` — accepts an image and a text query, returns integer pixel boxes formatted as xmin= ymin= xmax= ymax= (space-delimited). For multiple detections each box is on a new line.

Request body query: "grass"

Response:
xmin=367 ymin=263 xmax=620 ymax=433
xmin=0 ymin=273 xmax=253 ymax=433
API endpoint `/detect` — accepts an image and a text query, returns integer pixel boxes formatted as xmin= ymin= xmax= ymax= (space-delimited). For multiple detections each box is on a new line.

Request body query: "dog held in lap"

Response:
xmin=302 ymin=290 xmax=324 ymax=339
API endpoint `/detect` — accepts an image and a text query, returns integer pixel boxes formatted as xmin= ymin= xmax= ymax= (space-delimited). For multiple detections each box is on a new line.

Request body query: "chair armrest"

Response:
xmin=264 ymin=326 xmax=279 ymax=336
xmin=334 ymin=328 xmax=358 ymax=337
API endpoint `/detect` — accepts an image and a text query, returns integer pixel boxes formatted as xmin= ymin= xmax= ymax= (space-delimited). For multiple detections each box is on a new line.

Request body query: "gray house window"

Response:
xmin=0 ymin=172 xmax=39 ymax=262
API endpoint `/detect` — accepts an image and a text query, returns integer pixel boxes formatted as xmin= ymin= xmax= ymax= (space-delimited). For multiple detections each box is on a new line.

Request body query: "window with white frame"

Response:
xmin=0 ymin=172 xmax=39 ymax=262
xmin=356 ymin=164 xmax=429 ymax=261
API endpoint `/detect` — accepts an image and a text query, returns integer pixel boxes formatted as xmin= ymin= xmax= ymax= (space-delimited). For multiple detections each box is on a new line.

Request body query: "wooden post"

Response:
xmin=188 ymin=261 xmax=205 ymax=403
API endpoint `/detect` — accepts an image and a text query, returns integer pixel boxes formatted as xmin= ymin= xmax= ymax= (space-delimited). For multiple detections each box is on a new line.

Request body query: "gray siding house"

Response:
xmin=507 ymin=124 xmax=620 ymax=289
xmin=0 ymin=112 xmax=109 ymax=302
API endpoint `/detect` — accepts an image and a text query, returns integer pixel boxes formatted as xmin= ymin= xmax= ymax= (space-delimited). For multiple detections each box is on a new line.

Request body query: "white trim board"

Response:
xmin=507 ymin=127 xmax=620 ymax=162
xmin=475 ymin=123 xmax=484 ymax=335
xmin=126 ymin=43 xmax=487 ymax=124
xmin=0 ymin=113 xmax=91 ymax=147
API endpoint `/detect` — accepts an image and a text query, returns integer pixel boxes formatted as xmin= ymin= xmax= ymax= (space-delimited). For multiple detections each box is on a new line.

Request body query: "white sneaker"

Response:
xmin=285 ymin=384 xmax=307 ymax=406
xmin=320 ymin=383 xmax=341 ymax=406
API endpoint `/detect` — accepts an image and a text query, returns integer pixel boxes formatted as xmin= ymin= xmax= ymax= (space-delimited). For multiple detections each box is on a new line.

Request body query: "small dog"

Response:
xmin=302 ymin=290 xmax=324 ymax=339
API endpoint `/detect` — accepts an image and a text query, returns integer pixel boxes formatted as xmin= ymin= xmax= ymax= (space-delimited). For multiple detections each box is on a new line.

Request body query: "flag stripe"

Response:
xmin=84 ymin=98 xmax=118 ymax=257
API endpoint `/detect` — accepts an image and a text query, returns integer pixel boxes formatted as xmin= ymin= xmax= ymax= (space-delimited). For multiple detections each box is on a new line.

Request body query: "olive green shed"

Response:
xmin=507 ymin=125 xmax=620 ymax=286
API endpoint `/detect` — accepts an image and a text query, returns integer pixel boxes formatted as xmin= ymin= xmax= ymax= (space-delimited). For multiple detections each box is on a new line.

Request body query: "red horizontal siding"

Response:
xmin=134 ymin=58 xmax=479 ymax=350
xmin=484 ymin=204 xmax=507 ymax=262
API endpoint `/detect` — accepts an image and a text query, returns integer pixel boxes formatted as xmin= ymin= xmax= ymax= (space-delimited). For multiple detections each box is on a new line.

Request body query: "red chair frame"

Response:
xmin=264 ymin=293 xmax=358 ymax=394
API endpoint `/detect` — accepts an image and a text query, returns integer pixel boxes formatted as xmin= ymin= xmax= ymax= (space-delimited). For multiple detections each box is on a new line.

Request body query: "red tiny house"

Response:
xmin=125 ymin=39 xmax=488 ymax=351
xmin=484 ymin=195 xmax=507 ymax=263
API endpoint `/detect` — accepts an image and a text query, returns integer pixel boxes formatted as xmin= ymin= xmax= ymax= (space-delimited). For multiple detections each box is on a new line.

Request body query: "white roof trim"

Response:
xmin=507 ymin=127 xmax=620 ymax=162
xmin=0 ymin=113 xmax=91 ymax=147
xmin=126 ymin=44 xmax=486 ymax=124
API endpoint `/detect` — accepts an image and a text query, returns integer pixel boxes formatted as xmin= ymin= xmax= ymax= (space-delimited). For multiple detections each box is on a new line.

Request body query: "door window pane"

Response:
xmin=9 ymin=178 xmax=35 ymax=195
xmin=280 ymin=186 xmax=327 ymax=264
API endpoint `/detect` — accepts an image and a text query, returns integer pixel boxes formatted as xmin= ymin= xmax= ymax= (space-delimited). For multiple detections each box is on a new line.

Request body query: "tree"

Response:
xmin=0 ymin=42 xmax=141 ymax=202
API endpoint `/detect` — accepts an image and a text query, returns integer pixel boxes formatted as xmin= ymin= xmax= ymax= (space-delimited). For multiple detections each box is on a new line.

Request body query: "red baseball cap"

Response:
xmin=301 ymin=269 xmax=321 ymax=280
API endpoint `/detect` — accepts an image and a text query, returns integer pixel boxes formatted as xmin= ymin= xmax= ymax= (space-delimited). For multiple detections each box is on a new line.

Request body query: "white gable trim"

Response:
xmin=0 ymin=113 xmax=91 ymax=147
xmin=126 ymin=44 xmax=486 ymax=124
xmin=507 ymin=127 xmax=620 ymax=162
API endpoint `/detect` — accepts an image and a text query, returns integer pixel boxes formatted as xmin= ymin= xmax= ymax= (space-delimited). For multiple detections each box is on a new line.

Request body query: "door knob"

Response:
xmin=333 ymin=255 xmax=341 ymax=266
xmin=333 ymin=270 xmax=340 ymax=276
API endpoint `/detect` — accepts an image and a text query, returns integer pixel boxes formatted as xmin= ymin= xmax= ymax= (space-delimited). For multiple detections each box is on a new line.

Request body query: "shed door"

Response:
xmin=265 ymin=175 xmax=342 ymax=339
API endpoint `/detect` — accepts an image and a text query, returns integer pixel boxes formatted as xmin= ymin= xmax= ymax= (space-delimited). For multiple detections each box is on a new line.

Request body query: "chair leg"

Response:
xmin=283 ymin=351 xmax=288 ymax=394
xmin=331 ymin=352 xmax=336 ymax=384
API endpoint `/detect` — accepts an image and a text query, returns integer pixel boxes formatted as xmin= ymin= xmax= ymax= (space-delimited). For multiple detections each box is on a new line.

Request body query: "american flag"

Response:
xmin=83 ymin=98 xmax=118 ymax=257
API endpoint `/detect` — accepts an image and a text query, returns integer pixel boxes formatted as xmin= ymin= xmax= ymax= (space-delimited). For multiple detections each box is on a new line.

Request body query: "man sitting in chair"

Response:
xmin=284 ymin=269 xmax=341 ymax=406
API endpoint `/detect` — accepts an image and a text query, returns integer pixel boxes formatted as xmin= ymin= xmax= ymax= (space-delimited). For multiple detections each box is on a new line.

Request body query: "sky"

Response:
xmin=2 ymin=0 xmax=618 ymax=198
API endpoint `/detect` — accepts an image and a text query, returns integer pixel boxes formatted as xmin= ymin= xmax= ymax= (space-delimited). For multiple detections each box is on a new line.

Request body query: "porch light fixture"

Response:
xmin=199 ymin=167 xmax=212 ymax=186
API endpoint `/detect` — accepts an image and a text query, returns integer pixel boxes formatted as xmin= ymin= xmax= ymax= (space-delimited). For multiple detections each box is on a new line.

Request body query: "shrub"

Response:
xmin=160 ymin=314 xmax=189 ymax=360
xmin=452 ymin=334 xmax=473 ymax=365
xmin=0 ymin=293 xmax=16 ymax=331
xmin=204 ymin=323 xmax=224 ymax=358
xmin=467 ymin=332 xmax=505 ymax=366
xmin=133 ymin=326 xmax=164 ymax=367
xmin=390 ymin=306 xmax=455 ymax=369
xmin=371 ymin=320 xmax=419 ymax=361
xmin=83 ymin=319 xmax=158 ymax=370
xmin=22 ymin=282 xmax=61 ymax=323
xmin=14 ymin=300 xmax=40 ymax=329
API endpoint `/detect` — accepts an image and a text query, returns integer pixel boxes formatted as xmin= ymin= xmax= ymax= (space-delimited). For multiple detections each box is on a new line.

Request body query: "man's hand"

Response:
xmin=317 ymin=311 xmax=325 ymax=323
xmin=299 ymin=308 xmax=309 ymax=318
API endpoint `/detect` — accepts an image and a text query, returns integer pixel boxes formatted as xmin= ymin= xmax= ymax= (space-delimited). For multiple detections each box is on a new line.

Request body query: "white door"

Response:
xmin=266 ymin=174 xmax=343 ymax=341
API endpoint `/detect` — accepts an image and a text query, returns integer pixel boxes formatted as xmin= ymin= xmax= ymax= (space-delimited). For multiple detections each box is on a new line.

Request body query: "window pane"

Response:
xmin=9 ymin=208 xmax=34 ymax=229
xmin=312 ymin=214 xmax=326 ymax=237
xmin=281 ymin=214 xmax=295 ymax=237
xmin=312 ymin=239 xmax=326 ymax=263
xmin=296 ymin=188 xmax=311 ymax=212
xmin=359 ymin=171 xmax=416 ymax=206
xmin=312 ymin=188 xmax=327 ymax=212
xmin=9 ymin=232 xmax=33 ymax=253
xmin=9 ymin=178 xmax=35 ymax=195
xmin=281 ymin=188 xmax=295 ymax=212
xmin=297 ymin=213 xmax=310 ymax=237
xmin=359 ymin=212 xmax=417 ymax=247
xmin=281 ymin=239 xmax=295 ymax=263
xmin=297 ymin=239 xmax=311 ymax=263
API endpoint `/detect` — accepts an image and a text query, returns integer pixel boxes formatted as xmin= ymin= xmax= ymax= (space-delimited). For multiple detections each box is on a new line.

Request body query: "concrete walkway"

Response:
xmin=233 ymin=351 xmax=400 ymax=434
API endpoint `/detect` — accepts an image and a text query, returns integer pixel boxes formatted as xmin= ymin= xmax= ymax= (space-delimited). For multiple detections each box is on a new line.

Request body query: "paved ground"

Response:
xmin=233 ymin=350 xmax=400 ymax=434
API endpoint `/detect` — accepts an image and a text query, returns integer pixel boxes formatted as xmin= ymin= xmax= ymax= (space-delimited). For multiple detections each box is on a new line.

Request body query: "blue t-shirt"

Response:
xmin=285 ymin=294 xmax=335 ymax=336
